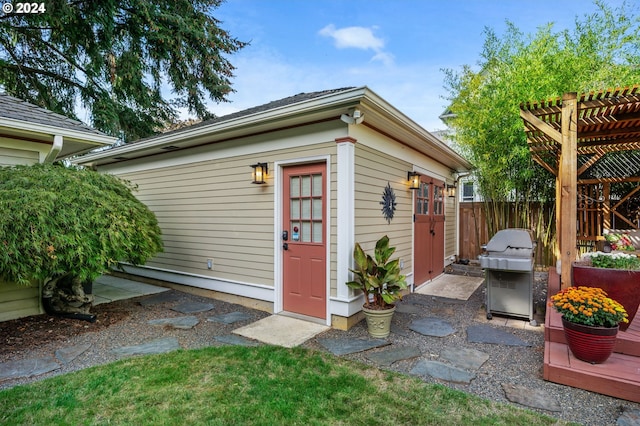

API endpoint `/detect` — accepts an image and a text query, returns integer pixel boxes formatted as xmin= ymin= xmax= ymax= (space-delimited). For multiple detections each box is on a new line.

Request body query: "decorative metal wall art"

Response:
xmin=380 ymin=182 xmax=397 ymax=224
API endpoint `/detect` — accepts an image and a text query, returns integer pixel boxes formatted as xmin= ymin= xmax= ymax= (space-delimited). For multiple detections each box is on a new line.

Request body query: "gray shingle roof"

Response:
xmin=0 ymin=93 xmax=108 ymax=136
xmin=131 ymin=87 xmax=357 ymax=144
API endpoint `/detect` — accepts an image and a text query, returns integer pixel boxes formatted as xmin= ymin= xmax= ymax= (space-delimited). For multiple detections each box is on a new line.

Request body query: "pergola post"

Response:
xmin=559 ymin=92 xmax=578 ymax=288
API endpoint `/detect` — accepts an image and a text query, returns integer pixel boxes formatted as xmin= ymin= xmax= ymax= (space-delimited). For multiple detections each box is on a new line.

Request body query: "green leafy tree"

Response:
xmin=443 ymin=0 xmax=640 ymax=248
xmin=0 ymin=164 xmax=163 ymax=317
xmin=0 ymin=0 xmax=246 ymax=142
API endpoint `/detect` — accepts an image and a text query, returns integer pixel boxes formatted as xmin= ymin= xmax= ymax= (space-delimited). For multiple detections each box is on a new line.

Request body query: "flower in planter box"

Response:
xmin=582 ymin=251 xmax=640 ymax=270
xmin=604 ymin=230 xmax=635 ymax=251
xmin=550 ymin=286 xmax=628 ymax=328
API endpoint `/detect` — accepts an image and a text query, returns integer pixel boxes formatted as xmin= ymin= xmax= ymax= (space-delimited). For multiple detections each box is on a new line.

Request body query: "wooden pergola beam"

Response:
xmin=559 ymin=93 xmax=578 ymax=288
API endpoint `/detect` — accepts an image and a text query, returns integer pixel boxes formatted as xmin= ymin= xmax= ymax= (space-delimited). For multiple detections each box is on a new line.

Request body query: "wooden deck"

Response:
xmin=544 ymin=267 xmax=640 ymax=402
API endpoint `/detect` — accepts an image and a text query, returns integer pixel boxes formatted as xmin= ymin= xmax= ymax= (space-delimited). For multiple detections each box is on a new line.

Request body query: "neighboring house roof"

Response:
xmin=76 ymin=86 xmax=472 ymax=172
xmin=0 ymin=93 xmax=117 ymax=160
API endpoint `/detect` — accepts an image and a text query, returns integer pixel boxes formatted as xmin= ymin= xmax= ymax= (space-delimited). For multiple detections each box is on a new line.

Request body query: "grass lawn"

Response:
xmin=0 ymin=345 xmax=573 ymax=425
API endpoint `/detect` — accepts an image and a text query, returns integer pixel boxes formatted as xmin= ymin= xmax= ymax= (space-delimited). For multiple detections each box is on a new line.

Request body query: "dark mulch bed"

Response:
xmin=0 ymin=304 xmax=130 ymax=358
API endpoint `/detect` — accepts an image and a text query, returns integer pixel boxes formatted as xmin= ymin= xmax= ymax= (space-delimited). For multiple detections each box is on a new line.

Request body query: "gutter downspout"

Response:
xmin=44 ymin=135 xmax=63 ymax=163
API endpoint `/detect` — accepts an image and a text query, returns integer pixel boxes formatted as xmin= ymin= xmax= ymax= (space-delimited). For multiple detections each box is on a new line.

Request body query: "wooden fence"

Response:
xmin=458 ymin=201 xmax=557 ymax=267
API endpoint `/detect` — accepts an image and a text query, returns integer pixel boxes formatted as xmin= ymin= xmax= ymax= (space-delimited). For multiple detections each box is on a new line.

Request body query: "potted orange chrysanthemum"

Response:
xmin=550 ymin=286 xmax=628 ymax=364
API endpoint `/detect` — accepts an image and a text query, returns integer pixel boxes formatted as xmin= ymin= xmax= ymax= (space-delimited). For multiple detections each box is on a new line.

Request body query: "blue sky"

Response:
xmin=199 ymin=0 xmax=629 ymax=131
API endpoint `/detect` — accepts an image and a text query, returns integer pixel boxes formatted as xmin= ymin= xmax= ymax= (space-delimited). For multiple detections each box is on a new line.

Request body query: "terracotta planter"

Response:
xmin=572 ymin=262 xmax=640 ymax=331
xmin=562 ymin=317 xmax=618 ymax=364
xmin=362 ymin=305 xmax=396 ymax=338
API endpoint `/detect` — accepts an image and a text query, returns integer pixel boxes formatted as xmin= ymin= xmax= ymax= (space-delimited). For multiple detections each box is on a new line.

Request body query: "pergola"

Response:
xmin=520 ymin=85 xmax=640 ymax=287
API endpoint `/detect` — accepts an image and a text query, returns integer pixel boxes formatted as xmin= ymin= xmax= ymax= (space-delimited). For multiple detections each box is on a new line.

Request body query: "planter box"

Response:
xmin=572 ymin=262 xmax=640 ymax=331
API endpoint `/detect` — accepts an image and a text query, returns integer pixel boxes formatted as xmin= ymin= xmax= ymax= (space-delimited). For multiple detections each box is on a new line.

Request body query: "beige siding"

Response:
xmin=354 ymin=144 xmax=413 ymax=276
xmin=445 ymin=197 xmax=456 ymax=259
xmin=116 ymin=140 xmax=338 ymax=289
xmin=0 ymin=146 xmax=39 ymax=167
xmin=0 ymin=281 xmax=41 ymax=321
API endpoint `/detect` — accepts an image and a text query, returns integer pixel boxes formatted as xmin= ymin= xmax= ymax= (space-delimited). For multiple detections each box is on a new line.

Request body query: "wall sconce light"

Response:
xmin=446 ymin=183 xmax=457 ymax=198
xmin=251 ymin=162 xmax=268 ymax=184
xmin=407 ymin=171 xmax=420 ymax=190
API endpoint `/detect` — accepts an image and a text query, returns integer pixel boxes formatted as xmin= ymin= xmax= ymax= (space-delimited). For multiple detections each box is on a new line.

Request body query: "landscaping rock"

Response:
xmin=207 ymin=312 xmax=253 ymax=324
xmin=410 ymin=360 xmax=475 ymax=384
xmin=466 ymin=324 xmax=531 ymax=346
xmin=316 ymin=337 xmax=389 ymax=356
xmin=214 ymin=334 xmax=261 ymax=347
xmin=55 ymin=343 xmax=92 ymax=364
xmin=409 ymin=317 xmax=456 ymax=337
xmin=111 ymin=337 xmax=181 ymax=357
xmin=172 ymin=301 xmax=215 ymax=314
xmin=501 ymin=383 xmax=562 ymax=412
xmin=148 ymin=316 xmax=200 ymax=329
xmin=365 ymin=345 xmax=422 ymax=366
xmin=440 ymin=347 xmax=489 ymax=370
xmin=0 ymin=357 xmax=59 ymax=381
xmin=138 ymin=291 xmax=182 ymax=306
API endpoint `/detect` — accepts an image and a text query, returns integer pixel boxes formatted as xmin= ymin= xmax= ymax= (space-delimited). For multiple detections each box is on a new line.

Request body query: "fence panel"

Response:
xmin=459 ymin=202 xmax=556 ymax=267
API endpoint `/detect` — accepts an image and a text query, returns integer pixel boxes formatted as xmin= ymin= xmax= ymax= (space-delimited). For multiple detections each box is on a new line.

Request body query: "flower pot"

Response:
xmin=362 ymin=305 xmax=396 ymax=338
xmin=562 ymin=317 xmax=618 ymax=364
xmin=572 ymin=262 xmax=640 ymax=331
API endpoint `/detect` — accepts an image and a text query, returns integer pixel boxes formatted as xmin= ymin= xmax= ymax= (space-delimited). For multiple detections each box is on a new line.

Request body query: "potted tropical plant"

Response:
xmin=550 ymin=286 xmax=628 ymax=363
xmin=346 ymin=235 xmax=408 ymax=338
xmin=572 ymin=251 xmax=640 ymax=330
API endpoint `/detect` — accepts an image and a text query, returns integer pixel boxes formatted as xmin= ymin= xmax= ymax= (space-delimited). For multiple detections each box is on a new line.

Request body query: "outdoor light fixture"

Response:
xmin=251 ymin=162 xmax=268 ymax=184
xmin=407 ymin=171 xmax=420 ymax=190
xmin=446 ymin=183 xmax=457 ymax=198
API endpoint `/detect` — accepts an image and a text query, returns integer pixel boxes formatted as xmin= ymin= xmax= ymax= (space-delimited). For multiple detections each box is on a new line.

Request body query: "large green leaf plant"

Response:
xmin=346 ymin=235 xmax=408 ymax=310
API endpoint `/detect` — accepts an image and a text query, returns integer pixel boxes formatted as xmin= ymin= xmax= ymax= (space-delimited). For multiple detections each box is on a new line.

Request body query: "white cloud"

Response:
xmin=319 ymin=24 xmax=393 ymax=66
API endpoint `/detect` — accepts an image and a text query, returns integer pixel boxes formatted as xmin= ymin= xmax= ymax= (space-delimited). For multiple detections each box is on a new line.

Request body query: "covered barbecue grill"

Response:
xmin=479 ymin=229 xmax=535 ymax=321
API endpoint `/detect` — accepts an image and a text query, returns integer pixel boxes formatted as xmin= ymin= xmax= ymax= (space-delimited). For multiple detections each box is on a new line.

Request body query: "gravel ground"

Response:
xmin=2 ymin=272 xmax=639 ymax=425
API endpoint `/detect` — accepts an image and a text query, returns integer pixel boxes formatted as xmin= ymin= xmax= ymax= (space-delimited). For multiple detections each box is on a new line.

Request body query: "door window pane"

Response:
xmin=312 ymin=198 xmax=322 ymax=219
xmin=301 ymin=199 xmax=311 ymax=220
xmin=301 ymin=222 xmax=311 ymax=242
xmin=290 ymin=177 xmax=300 ymax=197
xmin=301 ymin=176 xmax=311 ymax=197
xmin=312 ymin=174 xmax=322 ymax=196
xmin=291 ymin=200 xmax=300 ymax=219
xmin=313 ymin=222 xmax=323 ymax=242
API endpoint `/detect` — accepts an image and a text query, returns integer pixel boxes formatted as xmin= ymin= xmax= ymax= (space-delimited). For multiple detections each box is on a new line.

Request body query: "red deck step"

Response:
xmin=544 ymin=267 xmax=640 ymax=403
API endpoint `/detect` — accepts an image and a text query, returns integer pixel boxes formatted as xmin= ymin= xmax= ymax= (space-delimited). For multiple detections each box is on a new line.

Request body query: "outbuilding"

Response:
xmin=76 ymin=87 xmax=471 ymax=328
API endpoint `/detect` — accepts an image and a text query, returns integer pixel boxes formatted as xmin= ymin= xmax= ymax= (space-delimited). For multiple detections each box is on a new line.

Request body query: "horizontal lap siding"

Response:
xmin=445 ymin=198 xmax=456 ymax=259
xmin=0 ymin=146 xmax=39 ymax=166
xmin=354 ymin=144 xmax=412 ymax=275
xmin=117 ymin=141 xmax=337 ymax=289
xmin=0 ymin=281 xmax=41 ymax=321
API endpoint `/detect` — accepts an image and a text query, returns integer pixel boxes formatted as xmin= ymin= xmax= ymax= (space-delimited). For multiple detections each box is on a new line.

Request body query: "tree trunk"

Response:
xmin=42 ymin=274 xmax=96 ymax=322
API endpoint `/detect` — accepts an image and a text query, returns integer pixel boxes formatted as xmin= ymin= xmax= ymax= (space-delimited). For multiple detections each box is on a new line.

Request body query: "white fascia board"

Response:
xmin=77 ymin=87 xmax=369 ymax=164
xmin=0 ymin=117 xmax=117 ymax=146
xmin=359 ymin=89 xmax=472 ymax=171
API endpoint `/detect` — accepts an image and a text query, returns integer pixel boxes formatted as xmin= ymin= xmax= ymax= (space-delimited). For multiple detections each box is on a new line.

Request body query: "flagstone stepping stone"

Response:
xmin=440 ymin=347 xmax=489 ymax=370
xmin=501 ymin=383 xmax=561 ymax=412
xmin=207 ymin=312 xmax=253 ymax=324
xmin=365 ymin=345 xmax=422 ymax=366
xmin=139 ymin=291 xmax=182 ymax=307
xmin=409 ymin=317 xmax=455 ymax=337
xmin=0 ymin=357 xmax=60 ymax=381
xmin=171 ymin=301 xmax=215 ymax=314
xmin=214 ymin=334 xmax=261 ymax=347
xmin=111 ymin=337 xmax=181 ymax=357
xmin=410 ymin=360 xmax=475 ymax=384
xmin=316 ymin=338 xmax=389 ymax=356
xmin=395 ymin=303 xmax=424 ymax=315
xmin=466 ymin=324 xmax=531 ymax=346
xmin=148 ymin=316 xmax=200 ymax=329
xmin=617 ymin=408 xmax=640 ymax=426
xmin=55 ymin=343 xmax=92 ymax=364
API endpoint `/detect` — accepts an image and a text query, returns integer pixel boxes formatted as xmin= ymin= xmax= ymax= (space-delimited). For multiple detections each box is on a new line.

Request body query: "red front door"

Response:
xmin=414 ymin=176 xmax=445 ymax=285
xmin=282 ymin=163 xmax=326 ymax=319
